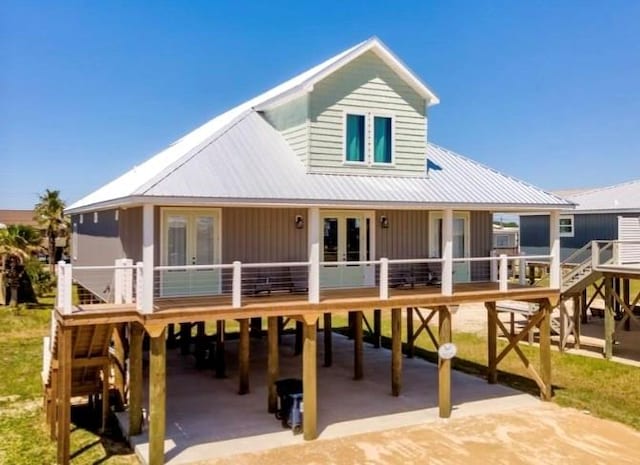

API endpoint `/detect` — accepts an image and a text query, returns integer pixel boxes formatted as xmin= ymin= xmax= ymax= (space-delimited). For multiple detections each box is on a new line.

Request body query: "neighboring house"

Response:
xmin=0 ymin=209 xmax=66 ymax=262
xmin=521 ymin=180 xmax=640 ymax=262
xmin=492 ymin=224 xmax=519 ymax=256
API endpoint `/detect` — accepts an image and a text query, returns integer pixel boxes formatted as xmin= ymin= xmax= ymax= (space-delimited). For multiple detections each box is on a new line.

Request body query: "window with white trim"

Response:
xmin=559 ymin=215 xmax=574 ymax=237
xmin=344 ymin=112 xmax=394 ymax=165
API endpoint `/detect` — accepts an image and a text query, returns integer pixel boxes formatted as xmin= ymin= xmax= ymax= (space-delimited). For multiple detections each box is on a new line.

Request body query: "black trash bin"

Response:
xmin=274 ymin=378 xmax=303 ymax=434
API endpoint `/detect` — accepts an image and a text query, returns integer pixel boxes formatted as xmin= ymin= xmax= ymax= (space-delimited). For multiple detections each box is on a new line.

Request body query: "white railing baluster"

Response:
xmin=136 ymin=262 xmax=143 ymax=311
xmin=499 ymin=254 xmax=508 ymax=292
xmin=232 ymin=261 xmax=242 ymax=308
xmin=379 ymin=257 xmax=389 ymax=300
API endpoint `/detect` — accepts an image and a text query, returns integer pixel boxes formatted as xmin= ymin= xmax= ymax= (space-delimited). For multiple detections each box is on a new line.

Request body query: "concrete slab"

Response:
xmin=118 ymin=332 xmax=540 ymax=465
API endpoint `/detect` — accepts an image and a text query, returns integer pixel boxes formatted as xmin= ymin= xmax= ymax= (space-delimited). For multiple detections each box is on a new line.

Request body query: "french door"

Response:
xmin=320 ymin=211 xmax=375 ymax=288
xmin=161 ymin=209 xmax=221 ymax=297
xmin=429 ymin=212 xmax=470 ymax=283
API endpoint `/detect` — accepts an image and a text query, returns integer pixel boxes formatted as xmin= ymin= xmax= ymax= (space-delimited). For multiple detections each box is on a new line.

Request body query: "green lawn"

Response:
xmin=0 ymin=296 xmax=138 ymax=465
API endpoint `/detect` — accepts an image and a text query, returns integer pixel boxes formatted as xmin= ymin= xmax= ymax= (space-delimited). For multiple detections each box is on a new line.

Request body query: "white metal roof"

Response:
xmin=67 ymin=110 xmax=570 ymax=213
xmin=66 ymin=37 xmax=570 ymax=214
xmin=558 ymin=179 xmax=640 ymax=213
xmin=67 ymin=37 xmax=439 ymax=212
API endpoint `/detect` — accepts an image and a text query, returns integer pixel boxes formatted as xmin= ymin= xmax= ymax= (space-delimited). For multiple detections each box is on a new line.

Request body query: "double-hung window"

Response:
xmin=559 ymin=215 xmax=574 ymax=237
xmin=373 ymin=116 xmax=392 ymax=163
xmin=345 ymin=114 xmax=366 ymax=162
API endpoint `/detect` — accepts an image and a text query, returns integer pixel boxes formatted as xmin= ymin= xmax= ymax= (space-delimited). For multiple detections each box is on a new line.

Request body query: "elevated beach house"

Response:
xmin=46 ymin=38 xmax=571 ymax=465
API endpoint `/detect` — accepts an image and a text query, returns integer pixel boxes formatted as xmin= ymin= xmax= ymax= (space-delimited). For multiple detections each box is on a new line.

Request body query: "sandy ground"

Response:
xmin=200 ymin=403 xmax=640 ymax=465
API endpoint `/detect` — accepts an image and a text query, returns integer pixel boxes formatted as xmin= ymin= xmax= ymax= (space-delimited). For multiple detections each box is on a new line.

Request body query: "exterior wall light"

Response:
xmin=380 ymin=215 xmax=390 ymax=229
xmin=295 ymin=215 xmax=305 ymax=229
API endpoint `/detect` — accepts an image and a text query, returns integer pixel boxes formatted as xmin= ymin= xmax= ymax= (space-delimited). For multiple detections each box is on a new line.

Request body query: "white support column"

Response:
xmin=442 ymin=209 xmax=453 ymax=296
xmin=591 ymin=240 xmax=600 ymax=268
xmin=142 ymin=204 xmax=154 ymax=313
xmin=114 ymin=258 xmax=133 ymax=304
xmin=62 ymin=263 xmax=72 ymax=314
xmin=379 ymin=257 xmax=389 ymax=300
xmin=499 ymin=254 xmax=508 ymax=292
xmin=232 ymin=261 xmax=242 ymax=308
xmin=308 ymin=207 xmax=320 ymax=303
xmin=490 ymin=250 xmax=498 ymax=282
xmin=549 ymin=210 xmax=561 ymax=289
xmin=56 ymin=261 xmax=65 ymax=310
xmin=519 ymin=253 xmax=527 ymax=286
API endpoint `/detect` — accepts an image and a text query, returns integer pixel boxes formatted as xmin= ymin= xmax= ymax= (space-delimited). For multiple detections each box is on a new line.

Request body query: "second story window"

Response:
xmin=373 ymin=116 xmax=392 ymax=163
xmin=345 ymin=114 xmax=365 ymax=162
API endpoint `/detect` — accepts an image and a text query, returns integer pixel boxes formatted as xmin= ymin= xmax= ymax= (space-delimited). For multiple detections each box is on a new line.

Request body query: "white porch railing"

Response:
xmin=56 ymin=253 xmax=560 ymax=314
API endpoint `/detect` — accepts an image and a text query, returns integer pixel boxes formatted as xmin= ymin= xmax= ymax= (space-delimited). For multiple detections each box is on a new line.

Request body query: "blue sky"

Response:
xmin=1 ymin=1 xmax=639 ymax=209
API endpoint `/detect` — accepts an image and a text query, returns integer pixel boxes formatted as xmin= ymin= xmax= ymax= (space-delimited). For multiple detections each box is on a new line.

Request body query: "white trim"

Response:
xmin=559 ymin=214 xmax=574 ymax=237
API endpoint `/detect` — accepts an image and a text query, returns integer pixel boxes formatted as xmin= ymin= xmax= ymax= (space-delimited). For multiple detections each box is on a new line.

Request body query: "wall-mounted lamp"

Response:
xmin=380 ymin=215 xmax=390 ymax=229
xmin=295 ymin=215 xmax=305 ymax=229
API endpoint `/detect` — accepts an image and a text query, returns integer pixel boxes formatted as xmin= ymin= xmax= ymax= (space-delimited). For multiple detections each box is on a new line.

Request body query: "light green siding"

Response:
xmin=262 ymin=95 xmax=308 ymax=165
xmin=308 ymin=51 xmax=427 ymax=176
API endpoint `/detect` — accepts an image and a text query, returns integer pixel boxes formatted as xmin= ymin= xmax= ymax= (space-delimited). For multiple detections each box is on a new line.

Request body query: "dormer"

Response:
xmin=258 ymin=38 xmax=439 ymax=177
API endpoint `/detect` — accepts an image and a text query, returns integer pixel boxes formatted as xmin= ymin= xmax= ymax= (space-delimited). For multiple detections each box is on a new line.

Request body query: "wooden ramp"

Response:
xmin=43 ymin=321 xmax=117 ymax=464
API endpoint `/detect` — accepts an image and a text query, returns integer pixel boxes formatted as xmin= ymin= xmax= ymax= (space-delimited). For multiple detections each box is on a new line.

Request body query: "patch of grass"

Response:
xmin=334 ymin=311 xmax=640 ymax=431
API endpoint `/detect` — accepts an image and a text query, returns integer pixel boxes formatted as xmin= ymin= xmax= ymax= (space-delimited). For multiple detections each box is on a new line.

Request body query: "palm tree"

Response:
xmin=0 ymin=224 xmax=42 ymax=306
xmin=34 ymin=189 xmax=67 ymax=273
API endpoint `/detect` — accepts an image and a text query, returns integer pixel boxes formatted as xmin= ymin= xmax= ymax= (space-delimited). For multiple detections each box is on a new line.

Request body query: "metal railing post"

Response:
xmin=379 ymin=258 xmax=389 ymax=300
xmin=499 ymin=254 xmax=508 ymax=292
xmin=232 ymin=261 xmax=242 ymax=308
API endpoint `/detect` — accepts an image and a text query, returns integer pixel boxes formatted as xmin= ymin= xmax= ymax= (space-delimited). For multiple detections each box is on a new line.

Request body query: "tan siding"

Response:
xmin=470 ymin=211 xmax=492 ymax=281
xmin=375 ymin=210 xmax=430 ymax=259
xmin=222 ymin=207 xmax=308 ymax=262
xmin=120 ymin=207 xmax=142 ymax=262
xmin=309 ymin=51 xmax=427 ymax=176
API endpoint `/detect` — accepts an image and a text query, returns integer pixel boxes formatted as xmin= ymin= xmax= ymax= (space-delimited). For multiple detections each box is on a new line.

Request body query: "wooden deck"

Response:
xmin=59 ymin=282 xmax=559 ymax=326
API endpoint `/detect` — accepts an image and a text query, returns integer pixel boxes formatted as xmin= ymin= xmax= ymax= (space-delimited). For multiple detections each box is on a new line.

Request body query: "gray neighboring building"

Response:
xmin=521 ymin=180 xmax=640 ymax=261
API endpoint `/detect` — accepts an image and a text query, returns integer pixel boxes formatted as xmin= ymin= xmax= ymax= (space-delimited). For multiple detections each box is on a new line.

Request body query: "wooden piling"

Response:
xmin=539 ymin=301 xmax=552 ymax=400
xmin=486 ymin=301 xmax=497 ymax=384
xmin=323 ymin=312 xmax=332 ymax=367
xmin=57 ymin=326 xmax=72 ymax=465
xmin=128 ymin=323 xmax=144 ymax=436
xmin=373 ymin=309 xmax=381 ymax=348
xmin=391 ymin=308 xmax=402 ymax=397
xmin=215 ymin=320 xmax=226 ymax=378
xmin=303 ymin=316 xmax=318 ymax=441
xmin=406 ymin=307 xmax=414 ymax=358
xmin=354 ymin=311 xmax=363 ymax=380
xmin=238 ymin=319 xmax=250 ymax=394
xmin=438 ymin=306 xmax=452 ymax=418
xmin=267 ymin=316 xmax=279 ymax=413
xmin=148 ymin=325 xmax=167 ymax=465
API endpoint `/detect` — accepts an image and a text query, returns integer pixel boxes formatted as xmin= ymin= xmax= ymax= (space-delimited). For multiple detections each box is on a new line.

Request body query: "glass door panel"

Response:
xmin=190 ymin=215 xmax=219 ymax=296
xmin=163 ymin=215 xmax=189 ymax=296
xmin=323 ymin=218 xmax=338 ymax=262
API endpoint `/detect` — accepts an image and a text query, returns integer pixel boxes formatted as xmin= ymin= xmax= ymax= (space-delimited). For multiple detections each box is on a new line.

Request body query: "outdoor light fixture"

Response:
xmin=295 ymin=215 xmax=304 ymax=229
xmin=380 ymin=215 xmax=389 ymax=229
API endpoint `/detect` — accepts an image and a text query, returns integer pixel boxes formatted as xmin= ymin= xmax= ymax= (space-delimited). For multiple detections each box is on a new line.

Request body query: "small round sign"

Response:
xmin=438 ymin=342 xmax=457 ymax=360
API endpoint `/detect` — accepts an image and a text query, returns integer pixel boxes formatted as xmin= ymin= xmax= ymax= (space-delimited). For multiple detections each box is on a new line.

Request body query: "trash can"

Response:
xmin=274 ymin=378 xmax=303 ymax=434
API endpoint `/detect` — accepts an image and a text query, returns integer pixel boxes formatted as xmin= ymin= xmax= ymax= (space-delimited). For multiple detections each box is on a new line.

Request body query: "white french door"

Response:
xmin=320 ymin=211 xmax=375 ymax=288
xmin=429 ymin=212 xmax=471 ymax=283
xmin=161 ymin=209 xmax=221 ymax=297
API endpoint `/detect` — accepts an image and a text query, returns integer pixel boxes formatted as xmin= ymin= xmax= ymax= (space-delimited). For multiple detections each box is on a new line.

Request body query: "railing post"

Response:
xmin=499 ymin=254 xmax=508 ymax=292
xmin=490 ymin=250 xmax=498 ymax=282
xmin=135 ymin=262 xmax=143 ymax=311
xmin=613 ymin=241 xmax=620 ymax=265
xmin=591 ymin=240 xmax=600 ymax=269
xmin=114 ymin=259 xmax=124 ymax=304
xmin=142 ymin=204 xmax=154 ymax=313
xmin=232 ymin=261 xmax=242 ymax=308
xmin=442 ymin=209 xmax=453 ymax=296
xmin=308 ymin=207 xmax=320 ymax=303
xmin=379 ymin=258 xmax=389 ymax=300
xmin=549 ymin=210 xmax=561 ymax=289
xmin=63 ymin=263 xmax=72 ymax=314
xmin=56 ymin=261 xmax=65 ymax=310
xmin=519 ymin=253 xmax=527 ymax=286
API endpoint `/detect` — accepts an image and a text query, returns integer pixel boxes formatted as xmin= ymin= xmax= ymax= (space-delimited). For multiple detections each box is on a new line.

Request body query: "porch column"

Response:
xmin=238 ymin=319 xmax=250 ymax=394
xmin=128 ymin=323 xmax=144 ymax=436
xmin=148 ymin=325 xmax=167 ymax=465
xmin=142 ymin=204 xmax=154 ymax=313
xmin=323 ymin=313 xmax=332 ymax=367
xmin=391 ymin=307 xmax=402 ymax=396
xmin=57 ymin=326 xmax=72 ymax=465
xmin=308 ymin=207 xmax=320 ymax=303
xmin=442 ymin=209 xmax=453 ymax=296
xmin=267 ymin=316 xmax=279 ymax=413
xmin=549 ymin=210 xmax=561 ymax=289
xmin=302 ymin=315 xmax=318 ymax=440
xmin=438 ymin=306 xmax=452 ymax=418
xmin=354 ymin=311 xmax=363 ymax=380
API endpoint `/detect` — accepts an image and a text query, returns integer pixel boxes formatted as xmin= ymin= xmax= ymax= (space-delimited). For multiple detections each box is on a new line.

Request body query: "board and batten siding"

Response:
xmin=308 ymin=50 xmax=427 ymax=176
xmin=470 ymin=211 xmax=492 ymax=281
xmin=72 ymin=208 xmax=142 ymax=301
xmin=618 ymin=215 xmax=640 ymax=264
xmin=520 ymin=213 xmax=619 ymax=261
xmin=261 ymin=94 xmax=309 ymax=166
xmin=375 ymin=210 xmax=429 ymax=259
xmin=221 ymin=207 xmax=308 ymax=263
